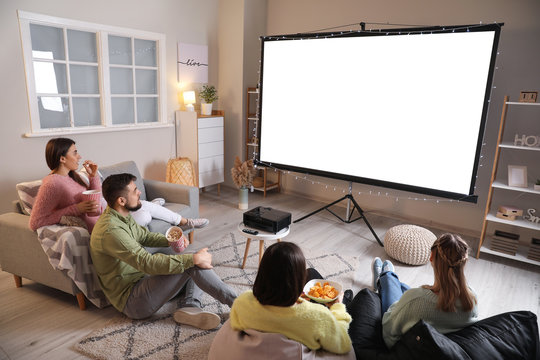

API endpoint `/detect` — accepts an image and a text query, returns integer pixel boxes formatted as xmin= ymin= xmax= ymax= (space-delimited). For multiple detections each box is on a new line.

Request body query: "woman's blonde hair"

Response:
xmin=426 ymin=233 xmax=476 ymax=312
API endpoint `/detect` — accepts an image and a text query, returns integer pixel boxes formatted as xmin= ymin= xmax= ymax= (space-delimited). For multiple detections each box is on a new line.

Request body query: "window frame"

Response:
xmin=18 ymin=10 xmax=169 ymax=137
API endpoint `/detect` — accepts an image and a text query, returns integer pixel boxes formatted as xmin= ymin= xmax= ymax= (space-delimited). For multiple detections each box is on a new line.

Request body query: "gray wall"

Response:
xmin=263 ymin=0 xmax=540 ymax=236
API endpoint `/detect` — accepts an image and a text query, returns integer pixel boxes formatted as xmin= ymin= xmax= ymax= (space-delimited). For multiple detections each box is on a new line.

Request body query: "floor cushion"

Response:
xmin=384 ymin=224 xmax=436 ymax=265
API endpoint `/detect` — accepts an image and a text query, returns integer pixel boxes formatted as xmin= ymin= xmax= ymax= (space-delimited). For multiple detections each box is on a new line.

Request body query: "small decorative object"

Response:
xmin=496 ymin=212 xmax=517 ymax=221
xmin=497 ymin=205 xmax=523 ymax=217
xmin=199 ymin=85 xmax=219 ymax=115
xmin=524 ymin=208 xmax=540 ymax=224
xmin=535 ymin=179 xmax=540 ymax=191
xmin=231 ymin=156 xmax=257 ymax=210
xmin=514 ymin=134 xmax=540 ymax=148
xmin=507 ymin=165 xmax=528 ymax=188
xmin=518 ymin=91 xmax=538 ymax=103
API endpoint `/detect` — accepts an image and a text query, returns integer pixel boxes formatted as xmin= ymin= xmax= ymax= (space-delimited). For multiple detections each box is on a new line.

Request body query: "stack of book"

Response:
xmin=527 ymin=238 xmax=540 ymax=261
xmin=490 ymin=230 xmax=519 ymax=256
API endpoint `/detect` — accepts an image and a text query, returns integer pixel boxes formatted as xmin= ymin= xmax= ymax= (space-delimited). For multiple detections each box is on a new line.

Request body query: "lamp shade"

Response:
xmin=183 ymin=91 xmax=196 ymax=105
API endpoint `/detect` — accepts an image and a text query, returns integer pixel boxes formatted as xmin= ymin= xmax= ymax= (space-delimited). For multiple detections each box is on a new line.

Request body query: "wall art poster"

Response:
xmin=177 ymin=42 xmax=208 ymax=84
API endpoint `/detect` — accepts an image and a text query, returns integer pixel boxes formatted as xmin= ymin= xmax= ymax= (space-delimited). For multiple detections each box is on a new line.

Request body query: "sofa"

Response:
xmin=0 ymin=160 xmax=199 ymax=310
xmin=348 ymin=288 xmax=539 ymax=360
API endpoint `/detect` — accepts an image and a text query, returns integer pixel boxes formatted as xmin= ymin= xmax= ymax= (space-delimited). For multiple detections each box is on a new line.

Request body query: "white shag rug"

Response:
xmin=73 ymin=232 xmax=358 ymax=360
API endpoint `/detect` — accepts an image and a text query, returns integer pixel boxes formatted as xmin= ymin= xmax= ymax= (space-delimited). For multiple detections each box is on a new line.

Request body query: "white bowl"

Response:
xmin=303 ymin=279 xmax=342 ymax=303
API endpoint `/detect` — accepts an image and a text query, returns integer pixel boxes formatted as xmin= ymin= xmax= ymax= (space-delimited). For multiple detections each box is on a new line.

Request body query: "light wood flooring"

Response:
xmin=1 ymin=186 xmax=538 ymax=360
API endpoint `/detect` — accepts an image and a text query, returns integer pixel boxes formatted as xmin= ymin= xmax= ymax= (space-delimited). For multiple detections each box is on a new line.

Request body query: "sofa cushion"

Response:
xmin=99 ymin=161 xmax=147 ymax=201
xmin=15 ymin=179 xmax=42 ymax=215
xmin=447 ymin=311 xmax=539 ymax=360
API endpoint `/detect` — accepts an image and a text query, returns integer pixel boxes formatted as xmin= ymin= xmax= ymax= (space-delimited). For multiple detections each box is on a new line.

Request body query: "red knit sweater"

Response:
xmin=29 ymin=173 xmax=102 ymax=233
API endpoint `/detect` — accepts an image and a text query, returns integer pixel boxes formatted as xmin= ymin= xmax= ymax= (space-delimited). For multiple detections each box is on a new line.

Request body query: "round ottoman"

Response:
xmin=384 ymin=225 xmax=437 ymax=265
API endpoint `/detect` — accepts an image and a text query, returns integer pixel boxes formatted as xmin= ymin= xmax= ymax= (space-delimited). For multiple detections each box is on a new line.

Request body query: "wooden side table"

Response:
xmin=237 ymin=223 xmax=290 ymax=269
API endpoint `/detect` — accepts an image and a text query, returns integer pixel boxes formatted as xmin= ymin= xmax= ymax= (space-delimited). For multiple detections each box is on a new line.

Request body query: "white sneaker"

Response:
xmin=173 ymin=307 xmax=220 ymax=330
xmin=181 ymin=218 xmax=209 ymax=231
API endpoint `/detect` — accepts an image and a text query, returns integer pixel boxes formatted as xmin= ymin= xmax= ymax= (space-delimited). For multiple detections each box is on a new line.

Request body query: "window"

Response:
xmin=18 ymin=11 xmax=167 ymax=136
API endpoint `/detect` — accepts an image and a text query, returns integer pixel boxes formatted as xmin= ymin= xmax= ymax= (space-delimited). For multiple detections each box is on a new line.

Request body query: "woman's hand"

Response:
xmin=77 ymin=200 xmax=99 ymax=214
xmin=83 ymin=160 xmax=99 ymax=177
xmin=193 ymin=248 xmax=213 ymax=269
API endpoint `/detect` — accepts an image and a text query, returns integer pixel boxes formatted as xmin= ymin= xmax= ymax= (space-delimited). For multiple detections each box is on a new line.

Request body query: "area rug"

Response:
xmin=73 ymin=233 xmax=358 ymax=360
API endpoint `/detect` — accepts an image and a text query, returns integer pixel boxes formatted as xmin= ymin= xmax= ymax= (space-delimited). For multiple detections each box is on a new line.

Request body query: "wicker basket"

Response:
xmin=166 ymin=157 xmax=196 ymax=187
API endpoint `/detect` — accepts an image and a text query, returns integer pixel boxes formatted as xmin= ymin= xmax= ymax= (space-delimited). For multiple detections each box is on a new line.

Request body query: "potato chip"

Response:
xmin=307 ymin=281 xmax=338 ymax=300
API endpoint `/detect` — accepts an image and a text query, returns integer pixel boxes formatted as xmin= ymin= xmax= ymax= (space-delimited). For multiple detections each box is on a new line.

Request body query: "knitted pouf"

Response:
xmin=384 ymin=224 xmax=437 ymax=265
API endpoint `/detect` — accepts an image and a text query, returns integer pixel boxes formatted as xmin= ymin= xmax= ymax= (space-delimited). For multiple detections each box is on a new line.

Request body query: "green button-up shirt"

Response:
xmin=90 ymin=206 xmax=194 ymax=311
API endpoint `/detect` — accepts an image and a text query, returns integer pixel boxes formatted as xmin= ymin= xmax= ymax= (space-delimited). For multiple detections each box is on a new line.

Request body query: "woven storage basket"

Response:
xmin=166 ymin=157 xmax=196 ymax=187
xmin=384 ymin=224 xmax=437 ymax=265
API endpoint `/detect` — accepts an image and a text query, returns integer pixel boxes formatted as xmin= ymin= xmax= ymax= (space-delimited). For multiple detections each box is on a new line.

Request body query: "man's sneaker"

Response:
xmin=371 ymin=257 xmax=383 ymax=291
xmin=173 ymin=307 xmax=220 ymax=330
xmin=180 ymin=218 xmax=209 ymax=231
xmin=382 ymin=260 xmax=395 ymax=274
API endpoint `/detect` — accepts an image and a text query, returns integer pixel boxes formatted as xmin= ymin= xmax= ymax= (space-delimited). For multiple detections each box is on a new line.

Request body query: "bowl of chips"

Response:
xmin=303 ymin=279 xmax=342 ymax=303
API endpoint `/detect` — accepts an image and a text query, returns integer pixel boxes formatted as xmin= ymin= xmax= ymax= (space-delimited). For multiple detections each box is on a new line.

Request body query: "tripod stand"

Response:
xmin=293 ymin=181 xmax=383 ymax=247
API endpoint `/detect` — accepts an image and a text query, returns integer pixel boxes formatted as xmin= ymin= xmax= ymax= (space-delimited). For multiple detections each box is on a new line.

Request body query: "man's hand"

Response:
xmin=193 ymin=248 xmax=213 ymax=269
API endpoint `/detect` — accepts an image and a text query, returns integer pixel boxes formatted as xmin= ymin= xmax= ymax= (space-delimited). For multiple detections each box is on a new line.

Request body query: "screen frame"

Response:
xmin=256 ymin=23 xmax=503 ymax=203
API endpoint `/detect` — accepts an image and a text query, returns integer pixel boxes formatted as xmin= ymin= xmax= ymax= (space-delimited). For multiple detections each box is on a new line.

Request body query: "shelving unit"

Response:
xmin=245 ymin=87 xmax=280 ymax=197
xmin=476 ymin=95 xmax=540 ymax=265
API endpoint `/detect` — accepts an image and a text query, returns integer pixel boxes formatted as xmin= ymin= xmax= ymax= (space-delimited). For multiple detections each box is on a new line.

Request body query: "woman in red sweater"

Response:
xmin=29 ymin=138 xmax=102 ymax=232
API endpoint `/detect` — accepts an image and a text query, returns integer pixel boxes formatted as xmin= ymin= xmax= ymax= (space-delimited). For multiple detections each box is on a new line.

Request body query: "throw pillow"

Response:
xmin=15 ymin=179 xmax=42 ymax=215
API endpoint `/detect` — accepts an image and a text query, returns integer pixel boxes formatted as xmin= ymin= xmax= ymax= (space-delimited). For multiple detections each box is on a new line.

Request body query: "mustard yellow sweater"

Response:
xmin=230 ymin=290 xmax=352 ymax=354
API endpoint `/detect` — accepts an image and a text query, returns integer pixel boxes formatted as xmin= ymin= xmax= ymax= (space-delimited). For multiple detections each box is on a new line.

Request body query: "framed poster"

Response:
xmin=177 ymin=42 xmax=208 ymax=84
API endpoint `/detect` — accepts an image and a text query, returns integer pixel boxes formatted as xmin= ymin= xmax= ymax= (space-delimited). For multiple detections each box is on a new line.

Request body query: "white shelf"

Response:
xmin=492 ymin=181 xmax=540 ymax=194
xmin=499 ymin=142 xmax=540 ymax=152
xmin=248 ymin=117 xmax=259 ymax=121
xmin=480 ymin=237 xmax=540 ymax=266
xmin=507 ymin=101 xmax=540 ymax=106
xmin=486 ymin=213 xmax=540 ymax=231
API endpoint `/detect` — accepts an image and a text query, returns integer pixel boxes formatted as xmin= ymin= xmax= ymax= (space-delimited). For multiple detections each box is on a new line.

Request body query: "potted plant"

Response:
xmin=231 ymin=156 xmax=257 ymax=209
xmin=199 ymin=85 xmax=219 ymax=115
xmin=535 ymin=179 xmax=540 ymax=191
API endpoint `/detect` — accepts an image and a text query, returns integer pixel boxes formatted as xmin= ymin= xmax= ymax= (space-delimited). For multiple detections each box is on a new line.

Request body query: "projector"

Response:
xmin=243 ymin=206 xmax=291 ymax=234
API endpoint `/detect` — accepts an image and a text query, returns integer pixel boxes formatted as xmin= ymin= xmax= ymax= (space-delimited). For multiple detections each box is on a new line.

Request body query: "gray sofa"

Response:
xmin=0 ymin=160 xmax=199 ymax=310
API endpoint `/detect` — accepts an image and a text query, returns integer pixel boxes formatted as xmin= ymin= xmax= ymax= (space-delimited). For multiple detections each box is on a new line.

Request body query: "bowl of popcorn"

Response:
xmin=303 ymin=279 xmax=342 ymax=303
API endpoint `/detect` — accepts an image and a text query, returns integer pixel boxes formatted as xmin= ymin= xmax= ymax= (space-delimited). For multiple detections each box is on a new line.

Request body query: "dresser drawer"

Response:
xmin=199 ymin=141 xmax=224 ymax=158
xmin=198 ymin=127 xmax=223 ymax=143
xmin=199 ymin=168 xmax=224 ymax=187
xmin=198 ymin=156 xmax=224 ymax=173
xmin=198 ymin=116 xmax=223 ymax=129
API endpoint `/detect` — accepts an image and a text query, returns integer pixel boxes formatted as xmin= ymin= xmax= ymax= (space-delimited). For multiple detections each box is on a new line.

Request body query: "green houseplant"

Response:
xmin=199 ymin=85 xmax=218 ymax=115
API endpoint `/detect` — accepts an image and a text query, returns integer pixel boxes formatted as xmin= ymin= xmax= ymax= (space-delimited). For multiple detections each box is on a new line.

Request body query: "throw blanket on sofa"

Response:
xmin=37 ymin=225 xmax=109 ymax=308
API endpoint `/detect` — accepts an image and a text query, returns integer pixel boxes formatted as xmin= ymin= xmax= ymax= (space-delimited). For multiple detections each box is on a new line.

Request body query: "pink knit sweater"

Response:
xmin=29 ymin=173 xmax=102 ymax=233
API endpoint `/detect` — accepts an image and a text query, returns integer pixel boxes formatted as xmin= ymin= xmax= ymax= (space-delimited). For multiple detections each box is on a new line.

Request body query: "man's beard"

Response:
xmin=125 ymin=201 xmax=142 ymax=212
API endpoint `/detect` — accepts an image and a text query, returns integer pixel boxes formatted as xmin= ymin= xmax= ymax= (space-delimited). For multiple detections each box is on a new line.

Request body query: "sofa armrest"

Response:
xmin=144 ymin=179 xmax=199 ymax=210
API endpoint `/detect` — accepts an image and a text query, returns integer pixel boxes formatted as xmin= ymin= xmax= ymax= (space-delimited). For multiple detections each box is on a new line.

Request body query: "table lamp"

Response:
xmin=183 ymin=91 xmax=196 ymax=111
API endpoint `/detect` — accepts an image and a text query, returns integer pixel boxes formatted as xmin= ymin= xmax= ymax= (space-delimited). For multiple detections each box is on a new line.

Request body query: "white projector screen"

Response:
xmin=258 ymin=24 xmax=502 ymax=202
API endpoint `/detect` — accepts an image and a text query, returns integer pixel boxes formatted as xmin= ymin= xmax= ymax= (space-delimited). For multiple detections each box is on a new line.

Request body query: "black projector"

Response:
xmin=243 ymin=206 xmax=292 ymax=233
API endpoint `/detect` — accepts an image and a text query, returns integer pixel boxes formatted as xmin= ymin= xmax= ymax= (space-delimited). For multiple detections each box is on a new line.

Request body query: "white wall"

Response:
xmin=0 ymin=0 xmax=219 ymax=213
xmin=262 ymin=0 xmax=540 ymax=236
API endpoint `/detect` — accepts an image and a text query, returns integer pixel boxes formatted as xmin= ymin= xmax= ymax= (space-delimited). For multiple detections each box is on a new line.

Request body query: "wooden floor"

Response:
xmin=0 ymin=186 xmax=538 ymax=360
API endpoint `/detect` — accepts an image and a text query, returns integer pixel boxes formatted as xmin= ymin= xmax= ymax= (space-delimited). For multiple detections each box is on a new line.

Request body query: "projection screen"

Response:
xmin=258 ymin=24 xmax=502 ymax=202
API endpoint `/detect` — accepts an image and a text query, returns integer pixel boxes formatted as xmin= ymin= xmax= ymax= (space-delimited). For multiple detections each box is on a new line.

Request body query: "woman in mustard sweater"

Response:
xmin=229 ymin=242 xmax=353 ymax=355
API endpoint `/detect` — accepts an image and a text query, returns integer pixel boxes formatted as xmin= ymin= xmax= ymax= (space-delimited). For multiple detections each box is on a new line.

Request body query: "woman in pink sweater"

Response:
xmin=29 ymin=138 xmax=102 ymax=233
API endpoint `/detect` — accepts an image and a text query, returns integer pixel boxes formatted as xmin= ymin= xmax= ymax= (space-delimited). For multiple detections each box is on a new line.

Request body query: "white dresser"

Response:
xmin=176 ymin=111 xmax=224 ymax=191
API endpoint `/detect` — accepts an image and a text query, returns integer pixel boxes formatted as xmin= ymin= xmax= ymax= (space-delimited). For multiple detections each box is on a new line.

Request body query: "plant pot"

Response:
xmin=201 ymin=103 xmax=213 ymax=116
xmin=534 ymin=184 xmax=540 ymax=191
xmin=238 ymin=187 xmax=249 ymax=210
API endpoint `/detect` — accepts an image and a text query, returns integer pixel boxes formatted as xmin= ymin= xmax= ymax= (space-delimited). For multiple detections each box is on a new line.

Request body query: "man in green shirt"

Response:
xmin=90 ymin=173 xmax=236 ymax=330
